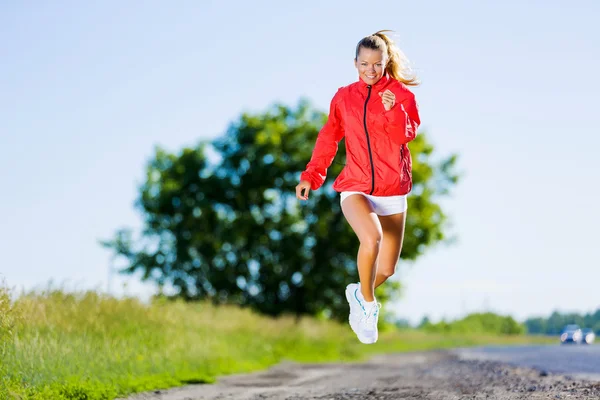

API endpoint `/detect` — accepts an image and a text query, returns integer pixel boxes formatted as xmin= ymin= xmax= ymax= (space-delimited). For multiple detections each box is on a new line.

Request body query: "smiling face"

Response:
xmin=354 ymin=47 xmax=387 ymax=85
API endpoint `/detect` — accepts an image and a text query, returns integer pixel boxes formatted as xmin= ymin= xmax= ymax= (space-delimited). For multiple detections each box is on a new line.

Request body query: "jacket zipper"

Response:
xmin=363 ymin=85 xmax=375 ymax=195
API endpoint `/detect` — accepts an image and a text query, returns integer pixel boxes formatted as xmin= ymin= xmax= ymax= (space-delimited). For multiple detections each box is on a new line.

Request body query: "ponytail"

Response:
xmin=359 ymin=30 xmax=420 ymax=87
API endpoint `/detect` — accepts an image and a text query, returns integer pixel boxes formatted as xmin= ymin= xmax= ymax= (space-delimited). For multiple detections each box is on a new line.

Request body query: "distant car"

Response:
xmin=581 ymin=328 xmax=595 ymax=344
xmin=560 ymin=324 xmax=582 ymax=344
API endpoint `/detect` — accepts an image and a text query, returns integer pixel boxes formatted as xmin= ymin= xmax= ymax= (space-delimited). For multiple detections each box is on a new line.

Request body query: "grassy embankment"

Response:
xmin=0 ymin=285 xmax=554 ymax=400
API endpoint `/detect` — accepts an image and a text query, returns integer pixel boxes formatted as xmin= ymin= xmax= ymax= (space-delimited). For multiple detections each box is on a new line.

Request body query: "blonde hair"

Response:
xmin=354 ymin=30 xmax=420 ymax=86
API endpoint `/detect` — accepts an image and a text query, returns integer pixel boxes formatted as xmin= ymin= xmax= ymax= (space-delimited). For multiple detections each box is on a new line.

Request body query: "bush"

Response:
xmin=420 ymin=312 xmax=526 ymax=335
xmin=0 ymin=283 xmax=19 ymax=348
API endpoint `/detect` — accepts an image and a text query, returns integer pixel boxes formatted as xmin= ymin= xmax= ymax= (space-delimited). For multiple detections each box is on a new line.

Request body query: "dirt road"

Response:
xmin=120 ymin=351 xmax=600 ymax=399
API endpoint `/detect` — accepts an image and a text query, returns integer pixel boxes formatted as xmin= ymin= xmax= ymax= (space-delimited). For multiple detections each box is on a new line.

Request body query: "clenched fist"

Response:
xmin=378 ymin=89 xmax=395 ymax=111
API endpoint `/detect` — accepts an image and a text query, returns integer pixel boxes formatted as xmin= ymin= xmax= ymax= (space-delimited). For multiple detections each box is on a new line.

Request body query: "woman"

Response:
xmin=295 ymin=30 xmax=420 ymax=344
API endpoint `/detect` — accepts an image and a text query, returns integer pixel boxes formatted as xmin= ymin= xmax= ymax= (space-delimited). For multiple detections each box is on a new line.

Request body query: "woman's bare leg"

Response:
xmin=373 ymin=211 xmax=406 ymax=289
xmin=341 ymin=194 xmax=382 ymax=302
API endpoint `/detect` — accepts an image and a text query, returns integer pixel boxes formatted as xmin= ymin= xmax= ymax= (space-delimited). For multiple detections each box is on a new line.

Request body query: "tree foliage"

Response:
xmin=102 ymin=99 xmax=459 ymax=321
xmin=525 ymin=310 xmax=600 ymax=335
xmin=419 ymin=312 xmax=526 ymax=335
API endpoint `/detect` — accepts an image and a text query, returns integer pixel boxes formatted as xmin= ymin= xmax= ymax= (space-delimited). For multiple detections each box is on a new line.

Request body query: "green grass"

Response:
xmin=0 ymin=285 xmax=554 ymax=400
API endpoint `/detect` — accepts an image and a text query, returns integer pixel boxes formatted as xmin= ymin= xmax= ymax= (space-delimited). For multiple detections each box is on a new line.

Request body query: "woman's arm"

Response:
xmin=300 ymin=89 xmax=345 ymax=190
xmin=375 ymin=91 xmax=420 ymax=146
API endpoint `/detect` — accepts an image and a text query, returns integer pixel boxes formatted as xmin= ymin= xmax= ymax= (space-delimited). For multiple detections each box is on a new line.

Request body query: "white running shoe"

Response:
xmin=357 ymin=301 xmax=381 ymax=344
xmin=345 ymin=283 xmax=361 ymax=334
xmin=345 ymin=283 xmax=381 ymax=344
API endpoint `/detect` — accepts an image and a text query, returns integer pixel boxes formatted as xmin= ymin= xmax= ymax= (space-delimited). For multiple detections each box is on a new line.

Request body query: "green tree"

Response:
xmin=421 ymin=312 xmax=526 ymax=335
xmin=525 ymin=309 xmax=600 ymax=335
xmin=102 ymin=99 xmax=459 ymax=321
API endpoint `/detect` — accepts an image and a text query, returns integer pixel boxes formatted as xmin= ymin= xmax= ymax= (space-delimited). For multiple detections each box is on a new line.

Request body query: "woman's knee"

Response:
xmin=341 ymin=194 xmax=382 ymax=251
xmin=378 ymin=266 xmax=397 ymax=278
xmin=359 ymin=230 xmax=383 ymax=251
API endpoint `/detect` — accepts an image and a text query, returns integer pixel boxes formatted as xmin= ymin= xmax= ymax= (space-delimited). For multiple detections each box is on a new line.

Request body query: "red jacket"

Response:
xmin=300 ymin=75 xmax=420 ymax=197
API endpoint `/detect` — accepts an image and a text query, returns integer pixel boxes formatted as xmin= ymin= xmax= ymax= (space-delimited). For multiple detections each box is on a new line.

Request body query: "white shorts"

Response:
xmin=340 ymin=191 xmax=408 ymax=216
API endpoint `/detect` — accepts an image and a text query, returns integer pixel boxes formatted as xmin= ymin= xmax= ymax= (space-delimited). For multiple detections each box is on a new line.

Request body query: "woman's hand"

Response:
xmin=379 ymin=89 xmax=396 ymax=111
xmin=295 ymin=180 xmax=311 ymax=200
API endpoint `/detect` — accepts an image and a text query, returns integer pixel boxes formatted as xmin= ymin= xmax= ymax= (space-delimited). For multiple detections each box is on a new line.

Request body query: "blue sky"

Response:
xmin=1 ymin=1 xmax=598 ymax=325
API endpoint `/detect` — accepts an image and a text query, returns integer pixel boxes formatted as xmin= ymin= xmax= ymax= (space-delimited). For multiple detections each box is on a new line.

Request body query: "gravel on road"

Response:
xmin=120 ymin=351 xmax=600 ymax=400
